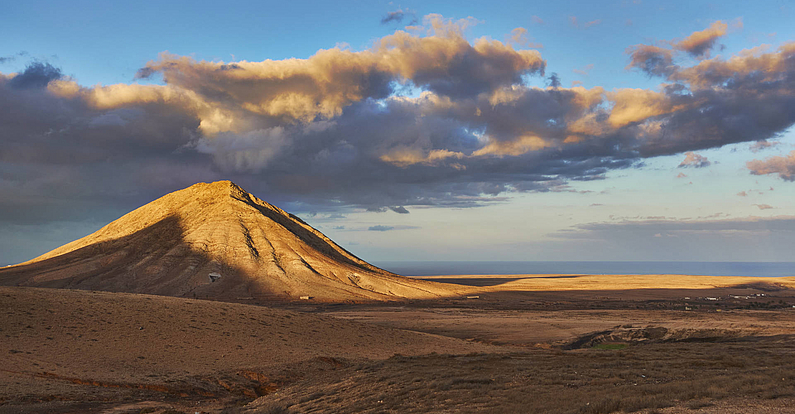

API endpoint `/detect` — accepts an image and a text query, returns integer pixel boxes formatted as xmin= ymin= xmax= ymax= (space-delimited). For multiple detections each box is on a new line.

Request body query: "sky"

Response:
xmin=1 ymin=0 xmax=795 ymax=265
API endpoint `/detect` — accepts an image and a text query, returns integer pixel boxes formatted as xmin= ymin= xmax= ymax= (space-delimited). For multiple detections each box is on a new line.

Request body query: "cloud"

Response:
xmin=678 ymin=152 xmax=711 ymax=168
xmin=367 ymin=224 xmax=419 ymax=231
xmin=507 ymin=28 xmax=543 ymax=49
xmin=624 ymin=40 xmax=795 ymax=156
xmin=574 ymin=215 xmax=793 ymax=235
xmin=626 ymin=45 xmax=676 ymax=77
xmin=8 ymin=62 xmax=63 ymax=89
xmin=195 ymin=127 xmax=289 ymax=173
xmin=673 ymin=21 xmax=728 ymax=58
xmin=532 ymin=16 xmax=544 ymax=25
xmin=737 ymin=191 xmax=748 ymax=197
xmin=381 ymin=8 xmax=417 ymax=25
xmin=136 ymin=16 xmax=545 ymax=125
xmin=676 ymin=172 xmax=687 ymax=178
xmin=754 ymin=204 xmax=774 ymax=210
xmin=0 ymin=51 xmax=28 ymax=65
xmin=749 ymin=140 xmax=780 ymax=152
xmin=569 ymin=17 xmax=601 ymax=29
xmin=368 ymin=225 xmax=395 ymax=231
xmin=550 ymin=215 xmax=795 ymax=261
xmin=389 ymin=206 xmax=410 ymax=214
xmin=747 ymin=150 xmax=795 ymax=181
xmin=573 ymin=64 xmax=594 ymax=76
xmin=558 ymin=215 xmax=795 ymax=237
xmin=2 ymin=14 xmax=795 ymax=236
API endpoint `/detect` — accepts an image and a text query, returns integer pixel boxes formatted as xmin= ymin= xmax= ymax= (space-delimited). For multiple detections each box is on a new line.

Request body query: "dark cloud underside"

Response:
xmin=1 ymin=17 xmax=795 ymax=231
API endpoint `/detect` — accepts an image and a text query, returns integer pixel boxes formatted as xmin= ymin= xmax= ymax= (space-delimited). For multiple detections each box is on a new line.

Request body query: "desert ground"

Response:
xmin=2 ymin=273 xmax=795 ymax=413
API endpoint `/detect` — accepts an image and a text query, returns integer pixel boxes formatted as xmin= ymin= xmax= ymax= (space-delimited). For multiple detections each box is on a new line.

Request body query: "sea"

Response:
xmin=373 ymin=261 xmax=795 ymax=278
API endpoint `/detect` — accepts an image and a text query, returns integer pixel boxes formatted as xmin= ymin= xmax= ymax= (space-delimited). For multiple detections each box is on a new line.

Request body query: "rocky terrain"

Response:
xmin=0 ymin=181 xmax=459 ymax=302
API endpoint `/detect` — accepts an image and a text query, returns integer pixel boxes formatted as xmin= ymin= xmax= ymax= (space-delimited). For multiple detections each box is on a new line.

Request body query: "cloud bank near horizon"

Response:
xmin=550 ymin=215 xmax=795 ymax=261
xmin=2 ymin=15 xmax=795 ymax=225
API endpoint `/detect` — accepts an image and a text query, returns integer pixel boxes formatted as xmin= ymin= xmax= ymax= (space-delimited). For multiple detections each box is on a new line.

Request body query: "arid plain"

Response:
xmin=2 ymin=182 xmax=794 ymax=413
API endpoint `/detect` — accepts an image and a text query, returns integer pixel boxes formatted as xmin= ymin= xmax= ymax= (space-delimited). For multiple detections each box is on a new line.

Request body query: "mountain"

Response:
xmin=0 ymin=181 xmax=456 ymax=302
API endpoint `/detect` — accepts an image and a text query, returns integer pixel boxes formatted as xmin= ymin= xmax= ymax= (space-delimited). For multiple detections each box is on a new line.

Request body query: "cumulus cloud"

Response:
xmin=626 ymin=45 xmax=676 ymax=77
xmin=747 ymin=150 xmax=795 ymax=181
xmin=754 ymin=204 xmax=774 ymax=210
xmin=389 ymin=206 xmax=410 ymax=214
xmin=195 ymin=127 xmax=289 ymax=173
xmin=2 ymin=14 xmax=795 ymax=234
xmin=678 ymin=152 xmax=711 ymax=168
xmin=136 ymin=15 xmax=545 ymax=126
xmin=673 ymin=21 xmax=728 ymax=58
xmin=8 ymin=62 xmax=63 ymax=89
xmin=624 ymin=35 xmax=795 ymax=157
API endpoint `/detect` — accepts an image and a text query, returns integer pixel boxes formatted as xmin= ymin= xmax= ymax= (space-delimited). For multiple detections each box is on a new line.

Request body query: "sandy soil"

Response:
xmin=0 ymin=286 xmax=497 ymax=413
xmin=326 ymin=307 xmax=795 ymax=347
xmin=420 ymin=273 xmax=795 ymax=293
xmin=321 ymin=274 xmax=795 ymax=347
xmin=242 ymin=342 xmax=795 ymax=413
xmin=3 ymin=272 xmax=795 ymax=413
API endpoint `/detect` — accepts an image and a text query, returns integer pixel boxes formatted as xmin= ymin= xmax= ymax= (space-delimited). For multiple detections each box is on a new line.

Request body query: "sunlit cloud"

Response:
xmin=747 ymin=150 xmax=795 ymax=181
xmin=678 ymin=152 xmax=711 ymax=168
xmin=672 ymin=21 xmax=728 ymax=58
xmin=2 ymin=14 xmax=795 ymax=223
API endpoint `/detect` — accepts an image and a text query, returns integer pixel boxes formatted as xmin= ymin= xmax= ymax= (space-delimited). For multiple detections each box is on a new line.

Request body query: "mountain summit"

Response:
xmin=0 ymin=181 xmax=455 ymax=301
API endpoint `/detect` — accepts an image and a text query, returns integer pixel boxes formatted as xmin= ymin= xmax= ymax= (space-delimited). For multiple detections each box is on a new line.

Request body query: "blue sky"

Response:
xmin=4 ymin=0 xmax=791 ymax=88
xmin=1 ymin=0 xmax=795 ymax=264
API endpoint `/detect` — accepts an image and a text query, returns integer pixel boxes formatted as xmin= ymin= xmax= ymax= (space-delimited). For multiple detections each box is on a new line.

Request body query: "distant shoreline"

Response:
xmin=403 ymin=273 xmax=795 ymax=293
xmin=375 ymin=261 xmax=795 ymax=278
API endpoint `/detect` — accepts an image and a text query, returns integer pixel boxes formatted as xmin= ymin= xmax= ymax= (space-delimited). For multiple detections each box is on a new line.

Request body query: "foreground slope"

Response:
xmin=0 ymin=286 xmax=495 ymax=412
xmin=0 ymin=181 xmax=456 ymax=302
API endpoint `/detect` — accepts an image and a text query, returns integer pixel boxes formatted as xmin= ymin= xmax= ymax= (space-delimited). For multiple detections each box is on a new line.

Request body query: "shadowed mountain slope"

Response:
xmin=0 ymin=181 xmax=458 ymax=302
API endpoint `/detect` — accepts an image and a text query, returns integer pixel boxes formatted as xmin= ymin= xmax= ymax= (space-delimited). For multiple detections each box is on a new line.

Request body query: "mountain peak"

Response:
xmin=1 ymin=181 xmax=456 ymax=302
xmin=188 ymin=180 xmax=244 ymax=197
